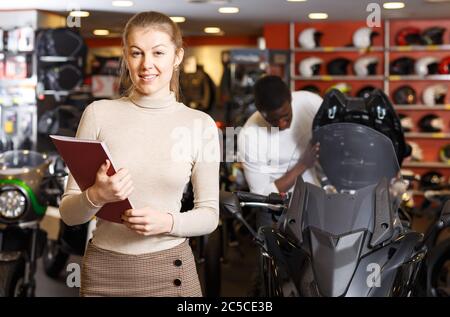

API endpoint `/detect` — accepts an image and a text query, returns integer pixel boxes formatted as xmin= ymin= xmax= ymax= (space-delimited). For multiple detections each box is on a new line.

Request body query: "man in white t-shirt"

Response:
xmin=237 ymin=75 xmax=323 ymax=196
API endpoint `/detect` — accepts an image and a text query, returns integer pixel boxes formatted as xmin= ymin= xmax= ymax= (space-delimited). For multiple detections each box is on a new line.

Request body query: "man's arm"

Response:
xmin=274 ymin=142 xmax=319 ymax=193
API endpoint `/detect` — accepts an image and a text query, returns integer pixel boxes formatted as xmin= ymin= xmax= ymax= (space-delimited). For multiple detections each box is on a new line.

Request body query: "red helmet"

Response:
xmin=438 ymin=56 xmax=450 ymax=74
xmin=395 ymin=27 xmax=422 ymax=46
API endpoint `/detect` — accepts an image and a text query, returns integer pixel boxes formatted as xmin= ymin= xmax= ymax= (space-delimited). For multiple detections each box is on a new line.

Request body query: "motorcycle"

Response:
xmin=220 ymin=89 xmax=450 ymax=296
xmin=0 ymin=150 xmax=62 ymax=296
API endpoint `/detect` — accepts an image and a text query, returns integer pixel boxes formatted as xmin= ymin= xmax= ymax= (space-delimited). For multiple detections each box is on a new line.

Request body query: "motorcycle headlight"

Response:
xmin=0 ymin=188 xmax=27 ymax=219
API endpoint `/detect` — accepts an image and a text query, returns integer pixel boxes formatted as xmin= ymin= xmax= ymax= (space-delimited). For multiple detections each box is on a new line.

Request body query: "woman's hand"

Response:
xmin=121 ymin=207 xmax=174 ymax=236
xmin=87 ymin=160 xmax=134 ymax=206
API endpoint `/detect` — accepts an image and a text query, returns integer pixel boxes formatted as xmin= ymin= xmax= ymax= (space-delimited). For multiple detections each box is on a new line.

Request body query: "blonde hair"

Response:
xmin=119 ymin=11 xmax=183 ymax=100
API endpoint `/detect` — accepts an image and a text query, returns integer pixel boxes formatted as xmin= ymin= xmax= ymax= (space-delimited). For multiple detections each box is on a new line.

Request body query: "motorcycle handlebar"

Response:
xmin=234 ymin=191 xmax=288 ymax=205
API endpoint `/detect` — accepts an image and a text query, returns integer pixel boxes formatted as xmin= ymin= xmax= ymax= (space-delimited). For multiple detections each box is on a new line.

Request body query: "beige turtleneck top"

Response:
xmin=59 ymin=92 xmax=220 ymax=255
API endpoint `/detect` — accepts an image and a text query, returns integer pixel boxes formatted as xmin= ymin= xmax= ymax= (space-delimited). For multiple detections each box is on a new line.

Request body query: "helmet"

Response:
xmin=327 ymin=58 xmax=351 ymax=75
xmin=299 ymin=57 xmax=323 ymax=77
xmin=414 ymin=56 xmax=440 ymax=76
xmin=439 ymin=144 xmax=450 ymax=163
xmin=422 ymin=84 xmax=447 ymax=106
xmin=408 ymin=141 xmax=423 ymax=161
xmin=354 ymin=56 xmax=379 ymax=76
xmin=352 ymin=27 xmax=379 ymax=48
xmin=438 ymin=56 xmax=450 ymax=74
xmin=399 ymin=114 xmax=414 ymax=132
xmin=356 ymin=85 xmax=376 ymax=98
xmin=300 ymin=84 xmax=321 ymax=95
xmin=395 ymin=27 xmax=422 ymax=46
xmin=393 ymin=85 xmax=417 ymax=105
xmin=390 ymin=57 xmax=415 ymax=75
xmin=420 ymin=171 xmax=445 ymax=190
xmin=418 ymin=114 xmax=444 ymax=132
xmin=298 ymin=28 xmax=323 ymax=49
xmin=422 ymin=27 xmax=446 ymax=45
xmin=326 ymin=82 xmax=351 ymax=95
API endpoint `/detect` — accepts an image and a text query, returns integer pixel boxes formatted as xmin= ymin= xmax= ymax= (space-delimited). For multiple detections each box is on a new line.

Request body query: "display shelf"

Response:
xmin=0 ymin=77 xmax=37 ymax=86
xmin=405 ymin=132 xmax=450 ymax=139
xmin=389 ymin=45 xmax=450 ymax=52
xmin=293 ymin=47 xmax=384 ymax=53
xmin=395 ymin=105 xmax=450 ymax=110
xmin=403 ymin=162 xmax=450 ymax=169
xmin=388 ymin=75 xmax=450 ymax=81
xmin=292 ymin=75 xmax=384 ymax=81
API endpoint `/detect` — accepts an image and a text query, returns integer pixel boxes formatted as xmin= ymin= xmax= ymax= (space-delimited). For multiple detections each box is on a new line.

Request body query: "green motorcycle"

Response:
xmin=0 ymin=150 xmax=60 ymax=297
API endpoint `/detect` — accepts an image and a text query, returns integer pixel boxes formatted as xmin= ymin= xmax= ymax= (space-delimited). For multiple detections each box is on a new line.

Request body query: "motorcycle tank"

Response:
xmin=269 ymin=123 xmax=422 ymax=296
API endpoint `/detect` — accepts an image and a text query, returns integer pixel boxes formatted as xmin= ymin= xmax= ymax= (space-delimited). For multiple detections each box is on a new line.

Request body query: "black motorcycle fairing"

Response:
xmin=346 ymin=231 xmax=424 ymax=297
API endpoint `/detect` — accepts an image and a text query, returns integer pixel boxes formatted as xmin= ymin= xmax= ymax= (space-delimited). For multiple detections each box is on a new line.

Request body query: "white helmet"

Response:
xmin=299 ymin=57 xmax=323 ymax=77
xmin=422 ymin=84 xmax=448 ymax=106
xmin=354 ymin=56 xmax=379 ymax=76
xmin=298 ymin=28 xmax=322 ymax=49
xmin=408 ymin=141 xmax=423 ymax=161
xmin=353 ymin=27 xmax=378 ymax=48
xmin=415 ymin=57 xmax=439 ymax=76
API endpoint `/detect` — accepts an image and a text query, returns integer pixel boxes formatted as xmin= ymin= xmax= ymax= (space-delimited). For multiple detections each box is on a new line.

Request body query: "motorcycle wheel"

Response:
xmin=427 ymin=238 xmax=450 ymax=297
xmin=43 ymin=239 xmax=70 ymax=279
xmin=203 ymin=227 xmax=222 ymax=297
xmin=0 ymin=258 xmax=26 ymax=297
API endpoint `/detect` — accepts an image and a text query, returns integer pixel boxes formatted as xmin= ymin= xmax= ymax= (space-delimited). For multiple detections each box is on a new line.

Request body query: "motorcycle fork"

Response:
xmin=23 ymin=228 xmax=39 ymax=296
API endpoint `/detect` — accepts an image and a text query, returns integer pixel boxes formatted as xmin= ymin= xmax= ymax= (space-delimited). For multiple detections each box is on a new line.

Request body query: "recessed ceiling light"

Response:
xmin=218 ymin=7 xmax=239 ymax=14
xmin=93 ymin=29 xmax=110 ymax=36
xmin=287 ymin=0 xmax=307 ymax=2
xmin=308 ymin=12 xmax=328 ymax=19
xmin=425 ymin=0 xmax=450 ymax=2
xmin=170 ymin=16 xmax=186 ymax=23
xmin=204 ymin=27 xmax=222 ymax=34
xmin=112 ymin=1 xmax=134 ymax=7
xmin=383 ymin=2 xmax=405 ymax=9
xmin=69 ymin=11 xmax=90 ymax=17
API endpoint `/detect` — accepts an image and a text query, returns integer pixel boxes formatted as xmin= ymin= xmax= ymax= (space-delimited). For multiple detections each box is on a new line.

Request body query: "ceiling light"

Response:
xmin=69 ymin=11 xmax=90 ymax=17
xmin=93 ymin=29 xmax=110 ymax=36
xmin=308 ymin=13 xmax=328 ymax=19
xmin=112 ymin=1 xmax=134 ymax=7
xmin=170 ymin=16 xmax=186 ymax=23
xmin=218 ymin=7 xmax=239 ymax=14
xmin=204 ymin=27 xmax=221 ymax=34
xmin=383 ymin=2 xmax=405 ymax=9
xmin=287 ymin=0 xmax=307 ymax=2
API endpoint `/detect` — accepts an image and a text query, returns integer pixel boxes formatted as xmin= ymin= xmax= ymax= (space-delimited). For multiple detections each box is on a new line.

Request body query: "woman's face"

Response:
xmin=126 ymin=26 xmax=183 ymax=97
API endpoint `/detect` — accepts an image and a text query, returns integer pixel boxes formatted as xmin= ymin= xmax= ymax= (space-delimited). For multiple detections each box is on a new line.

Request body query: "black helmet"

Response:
xmin=327 ymin=58 xmax=351 ymax=75
xmin=420 ymin=171 xmax=445 ymax=190
xmin=356 ymin=85 xmax=376 ymax=99
xmin=300 ymin=85 xmax=321 ymax=95
xmin=422 ymin=27 xmax=446 ymax=45
xmin=440 ymin=144 xmax=450 ymax=163
xmin=398 ymin=113 xmax=414 ymax=132
xmin=418 ymin=114 xmax=444 ymax=132
xmin=390 ymin=57 xmax=416 ymax=75
xmin=393 ymin=85 xmax=417 ymax=105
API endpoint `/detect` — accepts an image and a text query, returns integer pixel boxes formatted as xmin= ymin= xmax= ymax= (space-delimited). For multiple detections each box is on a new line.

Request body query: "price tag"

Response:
xmin=321 ymin=75 xmax=333 ymax=81
xmin=397 ymin=46 xmax=412 ymax=51
xmin=426 ymin=45 xmax=439 ymax=51
xmin=324 ymin=47 xmax=335 ymax=52
xmin=389 ymin=76 xmax=401 ymax=81
xmin=444 ymin=104 xmax=450 ymax=110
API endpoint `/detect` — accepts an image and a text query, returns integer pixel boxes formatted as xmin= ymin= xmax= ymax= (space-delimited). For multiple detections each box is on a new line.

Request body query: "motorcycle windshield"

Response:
xmin=313 ymin=123 xmax=400 ymax=191
xmin=0 ymin=150 xmax=48 ymax=175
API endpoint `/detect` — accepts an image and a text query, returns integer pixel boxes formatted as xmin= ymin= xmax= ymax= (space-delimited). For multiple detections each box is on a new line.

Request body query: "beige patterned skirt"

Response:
xmin=80 ymin=239 xmax=202 ymax=297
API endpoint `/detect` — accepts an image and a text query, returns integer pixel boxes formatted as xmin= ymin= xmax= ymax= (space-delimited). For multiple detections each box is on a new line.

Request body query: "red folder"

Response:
xmin=50 ymin=135 xmax=133 ymax=224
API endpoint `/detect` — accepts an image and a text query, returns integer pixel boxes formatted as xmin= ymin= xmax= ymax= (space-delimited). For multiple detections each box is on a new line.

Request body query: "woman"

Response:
xmin=59 ymin=11 xmax=220 ymax=297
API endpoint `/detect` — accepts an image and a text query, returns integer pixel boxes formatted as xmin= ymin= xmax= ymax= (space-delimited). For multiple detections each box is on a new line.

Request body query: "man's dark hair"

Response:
xmin=254 ymin=75 xmax=292 ymax=112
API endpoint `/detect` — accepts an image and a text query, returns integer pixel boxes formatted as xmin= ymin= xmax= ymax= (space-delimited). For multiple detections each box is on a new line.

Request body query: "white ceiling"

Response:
xmin=1 ymin=0 xmax=450 ymax=36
